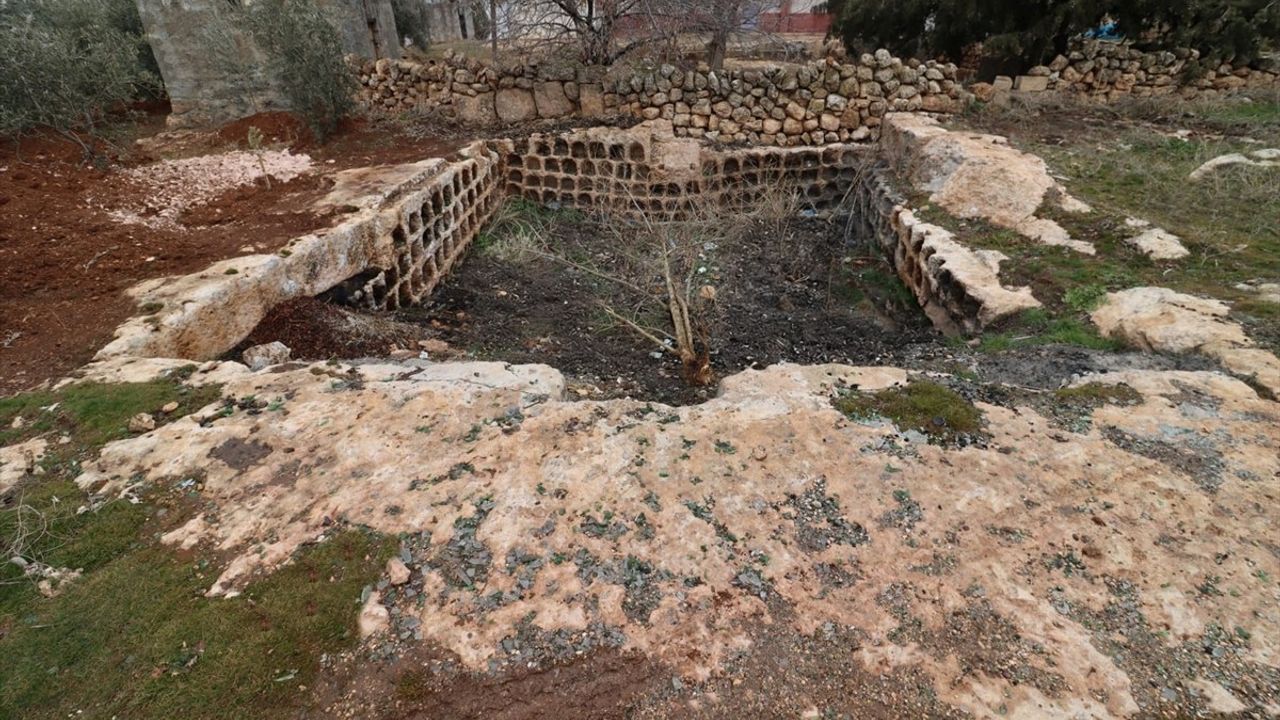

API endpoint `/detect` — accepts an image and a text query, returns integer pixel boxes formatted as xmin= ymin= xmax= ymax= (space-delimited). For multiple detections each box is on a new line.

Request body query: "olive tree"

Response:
xmin=0 ymin=0 xmax=156 ymax=140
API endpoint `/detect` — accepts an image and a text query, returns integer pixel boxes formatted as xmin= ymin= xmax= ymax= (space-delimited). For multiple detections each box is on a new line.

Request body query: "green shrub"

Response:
xmin=829 ymin=0 xmax=1280 ymax=67
xmin=0 ymin=0 xmax=156 ymax=137
xmin=1063 ymin=284 xmax=1107 ymax=312
xmin=214 ymin=0 xmax=357 ymax=138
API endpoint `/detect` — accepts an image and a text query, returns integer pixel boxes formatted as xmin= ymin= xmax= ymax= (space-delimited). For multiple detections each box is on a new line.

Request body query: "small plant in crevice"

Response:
xmin=834 ymin=379 xmax=984 ymax=444
xmin=246 ymin=126 xmax=271 ymax=189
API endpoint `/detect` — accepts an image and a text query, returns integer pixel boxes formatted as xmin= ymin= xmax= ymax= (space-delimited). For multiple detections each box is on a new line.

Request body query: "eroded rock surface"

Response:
xmin=1092 ymin=287 xmax=1280 ymax=395
xmin=0 ymin=438 xmax=47 ymax=496
xmin=1123 ymin=218 xmax=1190 ymax=261
xmin=67 ymin=359 xmax=1280 ymax=717
xmin=1189 ymin=148 xmax=1280 ymax=180
xmin=881 ymin=113 xmax=1095 ymax=254
xmin=891 ymin=208 xmax=1041 ymax=332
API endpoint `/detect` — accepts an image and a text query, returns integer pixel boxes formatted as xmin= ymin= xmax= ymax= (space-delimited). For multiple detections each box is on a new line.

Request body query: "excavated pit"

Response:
xmin=103 ymin=121 xmax=1045 ymax=387
xmin=392 ymin=213 xmax=938 ymax=404
xmin=237 ymin=124 xmax=974 ymax=402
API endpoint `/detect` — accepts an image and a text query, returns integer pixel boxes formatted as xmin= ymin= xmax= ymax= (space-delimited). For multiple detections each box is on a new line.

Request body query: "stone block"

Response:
xmin=579 ymin=84 xmax=605 ymax=116
xmin=455 ymin=93 xmax=496 ymax=125
xmin=533 ymin=81 xmax=575 ymax=118
xmin=1014 ymin=75 xmax=1049 ymax=92
xmin=495 ymin=88 xmax=537 ymax=123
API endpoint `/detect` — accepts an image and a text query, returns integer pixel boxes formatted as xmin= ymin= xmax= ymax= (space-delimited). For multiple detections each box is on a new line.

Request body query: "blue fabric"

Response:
xmin=1084 ymin=21 xmax=1123 ymax=41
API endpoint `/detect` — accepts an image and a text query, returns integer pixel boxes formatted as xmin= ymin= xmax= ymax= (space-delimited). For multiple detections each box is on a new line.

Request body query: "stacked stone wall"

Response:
xmin=357 ymin=49 xmax=965 ymax=145
xmin=1046 ymin=40 xmax=1278 ymax=99
xmin=978 ymin=40 xmax=1280 ymax=102
xmin=363 ymin=41 xmax=1280 ymax=140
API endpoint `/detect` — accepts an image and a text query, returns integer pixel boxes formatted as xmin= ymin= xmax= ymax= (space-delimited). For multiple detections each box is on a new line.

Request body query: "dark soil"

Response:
xmin=0 ymin=115 xmax=460 ymax=395
xmin=394 ymin=215 xmax=940 ymax=405
xmin=236 ymin=297 xmax=431 ymax=361
xmin=305 ymin=643 xmax=666 ymax=720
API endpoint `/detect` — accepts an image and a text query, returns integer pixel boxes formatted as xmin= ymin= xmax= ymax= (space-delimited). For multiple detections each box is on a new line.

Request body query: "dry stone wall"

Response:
xmin=979 ymin=40 xmax=1280 ymax=102
xmin=357 ymin=49 xmax=966 ymax=145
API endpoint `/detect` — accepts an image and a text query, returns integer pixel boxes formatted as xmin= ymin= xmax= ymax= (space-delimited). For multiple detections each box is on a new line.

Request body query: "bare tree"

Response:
xmin=699 ymin=0 xmax=776 ymax=70
xmin=497 ymin=0 xmax=672 ymax=64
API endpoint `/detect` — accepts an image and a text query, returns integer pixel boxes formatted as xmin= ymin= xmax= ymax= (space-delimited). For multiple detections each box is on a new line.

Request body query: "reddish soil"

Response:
xmin=216 ymin=111 xmax=317 ymax=150
xmin=0 ymin=113 xmax=460 ymax=395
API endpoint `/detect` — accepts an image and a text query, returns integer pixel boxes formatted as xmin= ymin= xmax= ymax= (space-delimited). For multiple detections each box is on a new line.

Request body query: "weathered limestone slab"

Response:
xmin=1092 ymin=287 xmax=1280 ymax=395
xmin=1123 ymin=219 xmax=1189 ymax=260
xmin=96 ymin=143 xmax=503 ymax=361
xmin=64 ymin=358 xmax=1280 ymax=714
xmin=880 ymin=113 xmax=1095 ymax=254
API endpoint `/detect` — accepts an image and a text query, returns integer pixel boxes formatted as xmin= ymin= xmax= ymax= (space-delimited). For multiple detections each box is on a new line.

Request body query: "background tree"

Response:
xmin=208 ymin=0 xmax=357 ymax=138
xmin=0 ymin=0 xmax=157 ymax=142
xmin=828 ymin=0 xmax=1279 ymax=67
xmin=694 ymin=0 xmax=774 ymax=71
xmin=503 ymin=0 xmax=659 ymax=64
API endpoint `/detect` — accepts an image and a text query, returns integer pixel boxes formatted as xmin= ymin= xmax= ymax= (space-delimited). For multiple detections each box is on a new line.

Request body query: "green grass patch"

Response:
xmin=947 ymin=97 xmax=1280 ymax=354
xmin=1 ymin=377 xmax=395 ymax=718
xmin=0 ymin=529 xmax=393 ymax=720
xmin=1032 ymin=135 xmax=1280 ymax=298
xmin=1191 ymin=95 xmax=1280 ymax=132
xmin=2 ymin=377 xmax=224 ymax=600
xmin=834 ymin=380 xmax=983 ymax=442
xmin=1062 ymin=284 xmax=1107 ymax=313
xmin=967 ymin=309 xmax=1125 ymax=353
xmin=475 ymin=197 xmax=583 ymax=261
xmin=0 ymin=376 xmax=218 ymax=452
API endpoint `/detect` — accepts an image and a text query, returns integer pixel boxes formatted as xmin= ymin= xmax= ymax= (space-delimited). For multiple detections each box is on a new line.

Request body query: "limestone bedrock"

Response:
xmin=1093 ymin=287 xmax=1280 ymax=395
xmin=881 ymin=113 xmax=1096 ymax=254
xmin=67 ymin=357 xmax=1280 ymax=718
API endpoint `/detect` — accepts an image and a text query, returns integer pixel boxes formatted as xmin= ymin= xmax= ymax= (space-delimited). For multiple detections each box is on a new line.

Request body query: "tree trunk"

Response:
xmin=709 ymin=28 xmax=728 ymax=71
xmin=490 ymin=0 xmax=497 ymax=61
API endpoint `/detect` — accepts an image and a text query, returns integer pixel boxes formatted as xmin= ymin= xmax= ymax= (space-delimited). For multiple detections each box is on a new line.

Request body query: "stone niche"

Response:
xmin=497 ymin=122 xmax=867 ymax=220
